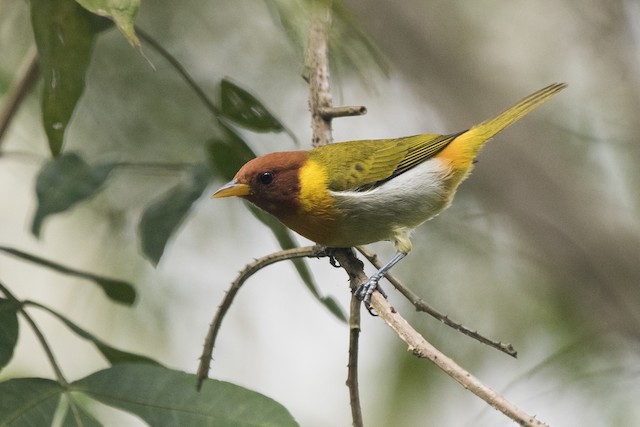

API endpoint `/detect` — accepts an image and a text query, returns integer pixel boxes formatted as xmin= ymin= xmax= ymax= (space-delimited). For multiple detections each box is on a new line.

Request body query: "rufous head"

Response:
xmin=212 ymin=151 xmax=308 ymax=217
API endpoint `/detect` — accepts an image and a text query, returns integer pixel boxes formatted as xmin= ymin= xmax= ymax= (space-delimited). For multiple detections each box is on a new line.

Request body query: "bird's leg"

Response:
xmin=356 ymin=251 xmax=407 ymax=303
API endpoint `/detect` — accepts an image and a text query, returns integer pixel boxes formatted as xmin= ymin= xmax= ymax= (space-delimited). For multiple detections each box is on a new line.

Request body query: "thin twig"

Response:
xmin=0 ymin=46 xmax=39 ymax=149
xmin=197 ymin=245 xmax=324 ymax=389
xmin=330 ymin=250 xmax=548 ymax=427
xmin=319 ymin=105 xmax=367 ymax=119
xmin=347 ymin=292 xmax=364 ymax=427
xmin=356 ymin=245 xmax=518 ymax=358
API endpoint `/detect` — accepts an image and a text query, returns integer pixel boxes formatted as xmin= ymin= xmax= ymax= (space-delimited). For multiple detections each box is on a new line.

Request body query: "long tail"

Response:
xmin=437 ymin=83 xmax=566 ymax=170
xmin=468 ymin=82 xmax=567 ymax=144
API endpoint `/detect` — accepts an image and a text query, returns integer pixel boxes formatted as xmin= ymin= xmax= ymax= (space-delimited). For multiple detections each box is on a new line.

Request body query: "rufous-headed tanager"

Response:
xmin=213 ymin=83 xmax=566 ymax=303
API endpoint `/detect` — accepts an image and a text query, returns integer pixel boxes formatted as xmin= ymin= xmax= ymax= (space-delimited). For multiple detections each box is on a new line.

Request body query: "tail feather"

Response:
xmin=436 ymin=82 xmax=566 ymax=175
xmin=466 ymin=82 xmax=567 ymax=147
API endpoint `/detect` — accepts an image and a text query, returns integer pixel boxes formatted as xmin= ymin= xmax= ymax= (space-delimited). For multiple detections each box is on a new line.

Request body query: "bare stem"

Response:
xmin=197 ymin=245 xmax=324 ymax=389
xmin=319 ymin=105 xmax=367 ymax=119
xmin=356 ymin=245 xmax=518 ymax=358
xmin=347 ymin=292 xmax=364 ymax=427
xmin=306 ymin=0 xmax=334 ymax=147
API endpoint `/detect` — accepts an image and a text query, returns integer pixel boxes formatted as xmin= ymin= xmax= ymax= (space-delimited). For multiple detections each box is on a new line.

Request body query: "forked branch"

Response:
xmin=356 ymin=245 xmax=517 ymax=358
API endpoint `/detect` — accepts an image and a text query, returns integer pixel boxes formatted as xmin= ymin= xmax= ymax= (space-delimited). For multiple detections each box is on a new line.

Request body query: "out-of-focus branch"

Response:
xmin=0 ymin=47 xmax=39 ymax=149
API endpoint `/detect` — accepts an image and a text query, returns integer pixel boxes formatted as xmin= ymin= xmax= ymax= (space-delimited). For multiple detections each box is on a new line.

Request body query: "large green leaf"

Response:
xmin=220 ymin=78 xmax=285 ymax=133
xmin=31 ymin=152 xmax=117 ymax=238
xmin=75 ymin=0 xmax=141 ymax=50
xmin=26 ymin=301 xmax=158 ymax=366
xmin=208 ymin=127 xmax=346 ymax=322
xmin=0 ymin=298 xmax=19 ymax=372
xmin=0 ymin=246 xmax=136 ymax=305
xmin=0 ymin=366 xmax=298 ymax=426
xmin=73 ymin=364 xmax=299 ymax=426
xmin=0 ymin=378 xmax=62 ymax=426
xmin=30 ymin=0 xmax=110 ymax=156
xmin=138 ymin=164 xmax=213 ymax=265
xmin=60 ymin=403 xmax=102 ymax=427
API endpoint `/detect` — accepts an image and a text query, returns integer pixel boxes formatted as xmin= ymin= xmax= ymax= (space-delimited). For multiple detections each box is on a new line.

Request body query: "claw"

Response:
xmin=355 ymin=274 xmax=388 ymax=304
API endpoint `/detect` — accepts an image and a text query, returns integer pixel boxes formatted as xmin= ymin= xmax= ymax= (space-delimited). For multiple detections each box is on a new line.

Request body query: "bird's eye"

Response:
xmin=258 ymin=172 xmax=274 ymax=185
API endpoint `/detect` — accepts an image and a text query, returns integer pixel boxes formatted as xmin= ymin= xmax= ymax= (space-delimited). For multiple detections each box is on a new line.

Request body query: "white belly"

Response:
xmin=328 ymin=158 xmax=453 ymax=249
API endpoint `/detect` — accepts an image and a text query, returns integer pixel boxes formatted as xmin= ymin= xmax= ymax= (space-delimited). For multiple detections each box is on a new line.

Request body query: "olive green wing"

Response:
xmin=313 ymin=132 xmax=460 ymax=192
xmin=389 ymin=131 xmax=462 ymax=179
xmin=312 ymin=138 xmax=409 ymax=191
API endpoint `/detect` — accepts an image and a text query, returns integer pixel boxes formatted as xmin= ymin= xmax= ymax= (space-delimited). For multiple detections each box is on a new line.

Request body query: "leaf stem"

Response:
xmin=0 ymin=281 xmax=68 ymax=387
xmin=135 ymin=27 xmax=221 ymax=116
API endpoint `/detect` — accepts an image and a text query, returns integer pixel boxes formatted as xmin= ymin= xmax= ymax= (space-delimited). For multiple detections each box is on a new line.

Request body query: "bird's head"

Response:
xmin=212 ymin=151 xmax=308 ymax=217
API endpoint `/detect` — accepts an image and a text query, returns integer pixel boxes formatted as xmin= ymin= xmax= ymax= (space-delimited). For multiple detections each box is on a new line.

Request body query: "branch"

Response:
xmin=197 ymin=245 xmax=324 ymax=390
xmin=329 ymin=249 xmax=548 ymax=427
xmin=347 ymin=293 xmax=364 ymax=427
xmin=319 ymin=105 xmax=367 ymax=119
xmin=356 ymin=245 xmax=518 ymax=358
xmin=0 ymin=46 xmax=39 ymax=149
xmin=306 ymin=0 xmax=334 ymax=147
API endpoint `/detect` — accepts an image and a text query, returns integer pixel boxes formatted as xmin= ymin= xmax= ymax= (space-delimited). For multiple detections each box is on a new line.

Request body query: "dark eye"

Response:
xmin=258 ymin=171 xmax=274 ymax=185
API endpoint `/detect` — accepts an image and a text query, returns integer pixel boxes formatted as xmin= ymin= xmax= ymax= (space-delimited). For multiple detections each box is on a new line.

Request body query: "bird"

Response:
xmin=212 ymin=83 xmax=566 ymax=304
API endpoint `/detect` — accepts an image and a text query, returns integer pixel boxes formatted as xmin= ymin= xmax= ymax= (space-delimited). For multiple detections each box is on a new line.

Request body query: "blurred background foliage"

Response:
xmin=1 ymin=0 xmax=640 ymax=426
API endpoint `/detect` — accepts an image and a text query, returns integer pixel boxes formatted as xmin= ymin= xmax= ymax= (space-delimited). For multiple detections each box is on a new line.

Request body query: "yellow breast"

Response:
xmin=279 ymin=159 xmax=341 ymax=245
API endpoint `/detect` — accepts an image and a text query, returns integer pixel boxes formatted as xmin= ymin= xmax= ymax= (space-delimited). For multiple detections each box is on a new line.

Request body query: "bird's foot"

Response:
xmin=355 ymin=274 xmax=388 ymax=305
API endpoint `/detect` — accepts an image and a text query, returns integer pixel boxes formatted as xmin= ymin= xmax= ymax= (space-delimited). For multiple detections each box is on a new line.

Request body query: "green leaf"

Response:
xmin=60 ymin=403 xmax=102 ymax=427
xmin=0 ymin=366 xmax=298 ymax=427
xmin=73 ymin=364 xmax=299 ymax=427
xmin=0 ymin=378 xmax=62 ymax=426
xmin=206 ymin=124 xmax=257 ymax=181
xmin=0 ymin=246 xmax=136 ymax=305
xmin=0 ymin=299 xmax=19 ymax=372
xmin=30 ymin=0 xmax=109 ymax=156
xmin=208 ymin=127 xmax=346 ymax=322
xmin=26 ymin=301 xmax=158 ymax=366
xmin=139 ymin=164 xmax=213 ymax=265
xmin=220 ymin=78 xmax=285 ymax=133
xmin=31 ymin=152 xmax=117 ymax=238
xmin=75 ymin=0 xmax=141 ymax=50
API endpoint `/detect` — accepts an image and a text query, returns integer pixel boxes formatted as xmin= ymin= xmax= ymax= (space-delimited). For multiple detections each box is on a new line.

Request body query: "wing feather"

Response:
xmin=312 ymin=132 xmax=460 ymax=192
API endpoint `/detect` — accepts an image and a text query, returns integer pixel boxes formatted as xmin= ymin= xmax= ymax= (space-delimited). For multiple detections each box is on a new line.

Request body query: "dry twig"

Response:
xmin=197 ymin=246 xmax=324 ymax=390
xmin=356 ymin=245 xmax=518 ymax=358
xmin=330 ymin=249 xmax=548 ymax=427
